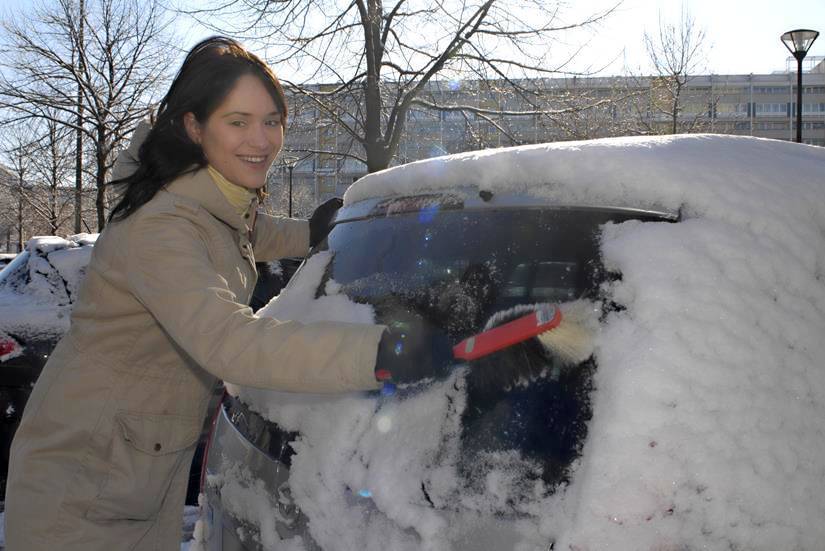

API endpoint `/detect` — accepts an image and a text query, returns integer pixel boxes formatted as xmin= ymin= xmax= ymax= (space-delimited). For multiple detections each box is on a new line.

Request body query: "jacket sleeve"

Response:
xmin=252 ymin=213 xmax=310 ymax=261
xmin=124 ymin=210 xmax=383 ymax=393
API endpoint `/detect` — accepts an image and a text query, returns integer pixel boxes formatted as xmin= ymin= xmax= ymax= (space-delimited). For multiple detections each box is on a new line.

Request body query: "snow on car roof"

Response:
xmin=25 ymin=232 xmax=97 ymax=254
xmin=345 ymin=133 xmax=824 ymax=215
xmin=25 ymin=235 xmax=77 ymax=254
xmin=235 ymin=135 xmax=825 ymax=550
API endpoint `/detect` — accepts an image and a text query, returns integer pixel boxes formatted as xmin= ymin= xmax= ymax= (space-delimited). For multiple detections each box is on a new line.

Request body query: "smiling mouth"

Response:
xmin=239 ymin=155 xmax=267 ymax=164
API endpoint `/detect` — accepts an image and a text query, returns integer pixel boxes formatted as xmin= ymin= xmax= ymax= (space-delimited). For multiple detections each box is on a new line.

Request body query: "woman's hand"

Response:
xmin=374 ymin=323 xmax=454 ymax=384
xmin=308 ymin=197 xmax=344 ymax=248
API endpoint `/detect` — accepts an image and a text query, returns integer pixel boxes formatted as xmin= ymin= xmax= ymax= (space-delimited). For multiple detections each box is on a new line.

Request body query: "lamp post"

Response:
xmin=282 ymin=156 xmax=298 ymax=217
xmin=781 ymin=29 xmax=819 ymax=143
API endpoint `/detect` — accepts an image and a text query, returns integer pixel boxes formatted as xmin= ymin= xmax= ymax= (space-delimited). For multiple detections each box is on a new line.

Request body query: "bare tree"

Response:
xmin=0 ymin=125 xmax=39 ymax=252
xmin=0 ymin=118 xmax=86 ymax=246
xmin=0 ymin=0 xmax=173 ymax=230
xmin=263 ymin=168 xmax=318 ymax=219
xmin=74 ymin=0 xmax=86 ymax=234
xmin=0 ymin=163 xmax=15 ymax=251
xmin=28 ymin=114 xmax=78 ymax=235
xmin=642 ymin=5 xmax=710 ymax=134
xmin=184 ymin=0 xmax=618 ymax=173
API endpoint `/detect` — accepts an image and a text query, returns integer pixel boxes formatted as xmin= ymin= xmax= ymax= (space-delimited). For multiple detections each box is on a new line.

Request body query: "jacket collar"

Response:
xmin=165 ymin=167 xmax=258 ymax=232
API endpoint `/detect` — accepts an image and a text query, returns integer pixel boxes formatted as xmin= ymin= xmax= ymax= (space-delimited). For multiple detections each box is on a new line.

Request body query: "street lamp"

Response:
xmin=781 ymin=29 xmax=819 ymax=143
xmin=282 ymin=156 xmax=298 ymax=217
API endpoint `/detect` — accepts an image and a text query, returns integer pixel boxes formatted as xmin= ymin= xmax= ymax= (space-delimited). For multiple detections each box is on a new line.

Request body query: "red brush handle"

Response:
xmin=452 ymin=304 xmax=562 ymax=361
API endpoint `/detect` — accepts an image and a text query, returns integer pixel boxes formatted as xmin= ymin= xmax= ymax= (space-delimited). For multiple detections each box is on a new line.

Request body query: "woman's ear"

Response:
xmin=183 ymin=112 xmax=202 ymax=145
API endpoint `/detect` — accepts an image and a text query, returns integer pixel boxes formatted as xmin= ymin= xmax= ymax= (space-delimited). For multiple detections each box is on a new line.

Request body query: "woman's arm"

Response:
xmin=125 ymin=209 xmax=382 ymax=393
xmin=252 ymin=213 xmax=310 ymax=261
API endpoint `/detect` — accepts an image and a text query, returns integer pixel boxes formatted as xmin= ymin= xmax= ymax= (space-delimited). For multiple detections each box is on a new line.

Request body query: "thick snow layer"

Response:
xmin=0 ymin=234 xmax=96 ymax=339
xmin=222 ymin=135 xmax=825 ymax=550
xmin=345 ymin=134 xmax=819 ymax=218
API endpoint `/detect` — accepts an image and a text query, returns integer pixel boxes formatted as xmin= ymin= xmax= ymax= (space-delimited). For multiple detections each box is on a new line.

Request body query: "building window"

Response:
xmin=755 ymin=103 xmax=789 ymax=116
xmin=756 ymin=121 xmax=789 ymax=130
xmin=441 ymin=110 xmax=467 ymax=121
xmin=317 ymin=175 xmax=336 ymax=195
xmin=753 ymin=86 xmax=790 ymax=95
xmin=803 ymin=103 xmax=825 ymax=113
xmin=719 ymin=87 xmax=747 ymax=95
xmin=717 ymin=102 xmax=749 ymax=116
xmin=793 ymin=86 xmax=825 ymax=94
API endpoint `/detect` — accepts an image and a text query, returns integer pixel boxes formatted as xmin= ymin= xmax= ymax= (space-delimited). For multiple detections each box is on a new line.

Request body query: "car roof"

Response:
xmin=335 ymin=190 xmax=679 ymax=224
xmin=25 ymin=233 xmax=98 ymax=254
xmin=343 ymin=134 xmax=825 ymax=218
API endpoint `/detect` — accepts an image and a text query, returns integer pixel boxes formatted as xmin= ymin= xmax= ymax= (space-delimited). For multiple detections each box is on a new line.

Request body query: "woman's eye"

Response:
xmin=265 ymin=118 xmax=282 ymax=127
xmin=230 ymin=120 xmax=246 ymax=127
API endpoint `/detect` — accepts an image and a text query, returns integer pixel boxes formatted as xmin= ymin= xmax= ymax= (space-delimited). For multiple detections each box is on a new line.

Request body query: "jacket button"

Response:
xmin=154 ymin=443 xmax=162 ymax=452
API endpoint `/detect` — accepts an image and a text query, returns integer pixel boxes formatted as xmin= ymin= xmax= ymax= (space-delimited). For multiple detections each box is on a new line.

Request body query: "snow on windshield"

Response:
xmin=0 ymin=234 xmax=97 ymax=338
xmin=224 ymin=135 xmax=825 ymax=550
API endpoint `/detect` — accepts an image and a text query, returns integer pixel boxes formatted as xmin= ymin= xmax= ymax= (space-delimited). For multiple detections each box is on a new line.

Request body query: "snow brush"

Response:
xmin=377 ymin=302 xmax=596 ymax=396
xmin=453 ymin=302 xmax=595 ymax=376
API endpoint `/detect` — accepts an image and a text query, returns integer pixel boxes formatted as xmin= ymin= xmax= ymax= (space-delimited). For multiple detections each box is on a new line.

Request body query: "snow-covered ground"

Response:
xmin=203 ymin=135 xmax=825 ymax=550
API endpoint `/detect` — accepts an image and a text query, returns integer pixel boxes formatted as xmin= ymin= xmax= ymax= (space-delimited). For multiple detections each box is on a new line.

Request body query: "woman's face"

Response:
xmin=184 ymin=74 xmax=284 ymax=189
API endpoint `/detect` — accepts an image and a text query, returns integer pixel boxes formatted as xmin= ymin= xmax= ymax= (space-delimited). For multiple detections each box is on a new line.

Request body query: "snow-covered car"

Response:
xmin=0 ymin=253 xmax=16 ymax=270
xmin=0 ymin=233 xmax=97 ymax=494
xmin=197 ymin=134 xmax=825 ymax=551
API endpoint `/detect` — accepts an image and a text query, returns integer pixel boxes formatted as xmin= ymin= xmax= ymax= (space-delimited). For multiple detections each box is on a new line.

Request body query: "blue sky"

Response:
xmin=3 ymin=0 xmax=824 ymax=77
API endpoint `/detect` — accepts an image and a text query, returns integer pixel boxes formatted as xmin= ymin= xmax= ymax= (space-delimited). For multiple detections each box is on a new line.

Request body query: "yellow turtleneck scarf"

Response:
xmin=208 ymin=165 xmax=257 ymax=216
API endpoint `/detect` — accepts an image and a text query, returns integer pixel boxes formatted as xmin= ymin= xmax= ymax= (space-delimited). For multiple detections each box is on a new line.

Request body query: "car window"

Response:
xmin=310 ymin=206 xmax=664 ymax=491
xmin=325 ymin=208 xmax=629 ymax=338
xmin=44 ymin=246 xmax=93 ymax=302
xmin=0 ymin=245 xmax=91 ymax=307
xmin=0 ymin=251 xmax=30 ymax=292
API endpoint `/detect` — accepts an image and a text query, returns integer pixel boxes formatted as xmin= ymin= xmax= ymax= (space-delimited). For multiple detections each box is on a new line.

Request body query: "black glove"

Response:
xmin=308 ymin=197 xmax=343 ymax=248
xmin=374 ymin=322 xmax=454 ymax=385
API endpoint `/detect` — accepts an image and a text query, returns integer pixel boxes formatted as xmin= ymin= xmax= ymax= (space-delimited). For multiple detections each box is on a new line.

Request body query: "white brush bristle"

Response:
xmin=536 ymin=300 xmax=598 ymax=365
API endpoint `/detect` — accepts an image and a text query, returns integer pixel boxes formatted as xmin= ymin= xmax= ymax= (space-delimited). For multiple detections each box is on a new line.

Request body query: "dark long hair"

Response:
xmin=108 ymin=36 xmax=288 ymax=221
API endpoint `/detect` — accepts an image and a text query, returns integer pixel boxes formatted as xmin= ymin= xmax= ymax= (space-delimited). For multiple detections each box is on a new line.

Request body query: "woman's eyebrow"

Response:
xmin=221 ymin=111 xmax=281 ymax=118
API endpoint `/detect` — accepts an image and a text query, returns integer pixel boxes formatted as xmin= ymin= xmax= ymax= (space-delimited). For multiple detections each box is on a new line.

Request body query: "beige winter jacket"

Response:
xmin=4 ymin=167 xmax=384 ymax=550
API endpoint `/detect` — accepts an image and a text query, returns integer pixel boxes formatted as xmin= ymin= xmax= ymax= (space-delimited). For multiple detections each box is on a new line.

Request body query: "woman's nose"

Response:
xmin=248 ymin=123 xmax=271 ymax=148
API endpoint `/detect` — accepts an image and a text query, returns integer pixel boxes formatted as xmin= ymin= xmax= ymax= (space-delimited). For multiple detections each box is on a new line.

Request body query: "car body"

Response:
xmin=0 ymin=253 xmax=16 ymax=270
xmin=197 ymin=134 xmax=825 ymax=551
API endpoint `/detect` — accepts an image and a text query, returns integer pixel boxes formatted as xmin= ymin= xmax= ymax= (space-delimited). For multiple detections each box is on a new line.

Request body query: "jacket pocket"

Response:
xmin=84 ymin=410 xmax=202 ymax=521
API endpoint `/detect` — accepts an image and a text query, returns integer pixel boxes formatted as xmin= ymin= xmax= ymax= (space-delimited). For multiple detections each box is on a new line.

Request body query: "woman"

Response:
xmin=4 ymin=37 xmax=445 ymax=550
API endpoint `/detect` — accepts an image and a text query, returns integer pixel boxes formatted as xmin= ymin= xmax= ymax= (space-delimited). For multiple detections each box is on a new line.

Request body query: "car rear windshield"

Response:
xmin=318 ymin=206 xmax=665 ymax=490
xmin=326 ymin=206 xmax=654 ymax=335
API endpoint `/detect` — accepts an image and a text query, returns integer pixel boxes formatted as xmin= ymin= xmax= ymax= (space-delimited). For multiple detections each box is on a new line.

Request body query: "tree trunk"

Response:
xmin=365 ymin=142 xmax=392 ymax=173
xmin=96 ymin=128 xmax=107 ymax=231
xmin=16 ymin=179 xmax=24 ymax=252
xmin=74 ymin=0 xmax=85 ymax=233
xmin=50 ymin=124 xmax=59 ymax=234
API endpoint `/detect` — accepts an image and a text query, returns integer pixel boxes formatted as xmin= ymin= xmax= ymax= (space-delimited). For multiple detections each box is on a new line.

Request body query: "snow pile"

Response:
xmin=205 ymin=463 xmax=307 ymax=550
xmin=224 ymin=135 xmax=825 ymax=550
xmin=255 ymin=252 xmax=374 ymax=326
